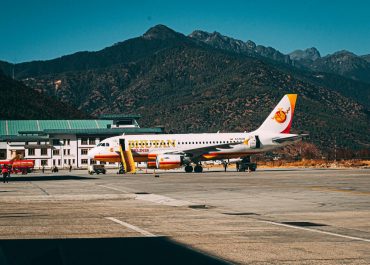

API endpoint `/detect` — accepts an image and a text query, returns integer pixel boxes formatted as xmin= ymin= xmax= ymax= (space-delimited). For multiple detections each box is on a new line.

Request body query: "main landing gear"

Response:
xmin=184 ymin=164 xmax=203 ymax=173
xmin=236 ymin=156 xmax=257 ymax=172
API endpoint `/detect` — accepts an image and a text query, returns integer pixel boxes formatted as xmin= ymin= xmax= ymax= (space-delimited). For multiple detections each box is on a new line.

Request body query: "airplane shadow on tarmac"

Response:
xmin=0 ymin=237 xmax=230 ymax=265
xmin=5 ymin=175 xmax=97 ymax=182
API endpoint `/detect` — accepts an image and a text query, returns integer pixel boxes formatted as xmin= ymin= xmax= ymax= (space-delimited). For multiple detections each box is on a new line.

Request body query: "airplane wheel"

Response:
xmin=185 ymin=165 xmax=193 ymax=173
xmin=194 ymin=165 xmax=203 ymax=173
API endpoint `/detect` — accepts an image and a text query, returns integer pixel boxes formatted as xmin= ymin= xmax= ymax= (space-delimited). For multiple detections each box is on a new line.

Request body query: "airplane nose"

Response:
xmin=87 ymin=148 xmax=96 ymax=159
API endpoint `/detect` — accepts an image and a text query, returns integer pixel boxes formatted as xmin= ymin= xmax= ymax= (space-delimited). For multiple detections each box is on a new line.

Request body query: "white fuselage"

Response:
xmin=88 ymin=131 xmax=295 ymax=163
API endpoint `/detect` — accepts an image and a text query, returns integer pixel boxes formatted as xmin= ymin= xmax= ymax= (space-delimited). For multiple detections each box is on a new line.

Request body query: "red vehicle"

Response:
xmin=0 ymin=160 xmax=35 ymax=174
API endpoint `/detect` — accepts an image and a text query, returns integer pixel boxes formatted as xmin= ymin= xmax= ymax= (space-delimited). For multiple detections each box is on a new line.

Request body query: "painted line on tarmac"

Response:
xmin=99 ymin=184 xmax=194 ymax=206
xmin=260 ymin=220 xmax=370 ymax=243
xmin=134 ymin=193 xmax=193 ymax=207
xmin=106 ymin=217 xmax=156 ymax=237
xmin=98 ymin=184 xmax=136 ymax=193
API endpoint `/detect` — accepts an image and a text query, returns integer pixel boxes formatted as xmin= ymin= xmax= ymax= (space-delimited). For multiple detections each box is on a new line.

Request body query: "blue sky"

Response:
xmin=1 ymin=0 xmax=369 ymax=62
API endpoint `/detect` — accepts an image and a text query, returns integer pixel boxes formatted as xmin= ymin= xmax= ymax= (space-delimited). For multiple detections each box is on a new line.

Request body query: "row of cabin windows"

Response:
xmin=177 ymin=140 xmax=242 ymax=145
xmin=129 ymin=140 xmax=243 ymax=148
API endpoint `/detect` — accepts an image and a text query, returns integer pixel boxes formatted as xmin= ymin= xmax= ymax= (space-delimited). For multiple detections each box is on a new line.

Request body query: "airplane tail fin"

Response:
xmin=256 ymin=94 xmax=297 ymax=134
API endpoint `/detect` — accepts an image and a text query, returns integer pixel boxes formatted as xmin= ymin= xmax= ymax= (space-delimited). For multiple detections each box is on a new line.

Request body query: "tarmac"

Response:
xmin=0 ymin=167 xmax=369 ymax=264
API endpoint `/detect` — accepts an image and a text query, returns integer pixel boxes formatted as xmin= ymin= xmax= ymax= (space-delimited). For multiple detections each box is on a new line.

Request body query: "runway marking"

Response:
xmin=30 ymin=182 xmax=49 ymax=196
xmin=98 ymin=184 xmax=193 ymax=206
xmin=98 ymin=184 xmax=136 ymax=193
xmin=106 ymin=217 xmax=156 ymax=237
xmin=260 ymin=220 xmax=370 ymax=243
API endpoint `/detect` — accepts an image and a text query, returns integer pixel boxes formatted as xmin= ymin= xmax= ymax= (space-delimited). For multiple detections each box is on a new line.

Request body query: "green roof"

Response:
xmin=44 ymin=127 xmax=163 ymax=136
xmin=0 ymin=120 xmax=113 ymax=136
xmin=0 ymin=135 xmax=49 ymax=142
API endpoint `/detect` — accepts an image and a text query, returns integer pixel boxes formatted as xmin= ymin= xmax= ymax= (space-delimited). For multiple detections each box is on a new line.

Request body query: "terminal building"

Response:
xmin=0 ymin=115 xmax=163 ymax=169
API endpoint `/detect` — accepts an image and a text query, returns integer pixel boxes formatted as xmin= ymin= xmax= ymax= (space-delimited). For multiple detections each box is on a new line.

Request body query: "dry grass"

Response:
xmin=206 ymin=160 xmax=370 ymax=169
xmin=258 ymin=159 xmax=370 ymax=169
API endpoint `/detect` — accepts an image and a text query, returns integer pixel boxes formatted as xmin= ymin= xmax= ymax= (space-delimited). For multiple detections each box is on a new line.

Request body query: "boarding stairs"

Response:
xmin=119 ymin=142 xmax=136 ymax=174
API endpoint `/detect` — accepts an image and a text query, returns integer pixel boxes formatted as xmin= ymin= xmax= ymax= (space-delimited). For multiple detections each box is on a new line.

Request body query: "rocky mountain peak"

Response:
xmin=330 ymin=50 xmax=356 ymax=57
xmin=143 ymin=24 xmax=182 ymax=40
xmin=361 ymin=54 xmax=370 ymax=63
xmin=289 ymin=47 xmax=321 ymax=61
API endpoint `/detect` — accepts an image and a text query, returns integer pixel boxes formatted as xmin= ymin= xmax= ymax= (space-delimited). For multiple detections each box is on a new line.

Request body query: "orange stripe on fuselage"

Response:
xmin=95 ymin=151 xmax=256 ymax=163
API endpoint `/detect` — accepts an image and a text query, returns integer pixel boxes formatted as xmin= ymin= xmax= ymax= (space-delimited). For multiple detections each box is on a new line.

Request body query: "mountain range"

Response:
xmin=0 ymin=71 xmax=86 ymax=119
xmin=0 ymin=25 xmax=369 ymax=152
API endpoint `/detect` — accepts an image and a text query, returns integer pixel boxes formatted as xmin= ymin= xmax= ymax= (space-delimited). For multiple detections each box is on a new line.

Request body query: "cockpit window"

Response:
xmin=106 ymin=143 xmax=110 ymax=147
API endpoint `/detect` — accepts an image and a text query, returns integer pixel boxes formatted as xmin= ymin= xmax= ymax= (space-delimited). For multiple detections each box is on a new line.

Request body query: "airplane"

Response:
xmin=88 ymin=94 xmax=305 ymax=173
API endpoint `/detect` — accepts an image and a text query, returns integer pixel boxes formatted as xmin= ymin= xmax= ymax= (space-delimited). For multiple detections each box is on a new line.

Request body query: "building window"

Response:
xmin=81 ymin=149 xmax=88 ymax=155
xmin=52 ymin=139 xmax=60 ymax=145
xmin=28 ymin=148 xmax=35 ymax=156
xmin=41 ymin=160 xmax=48 ymax=166
xmin=41 ymin=148 xmax=48 ymax=155
xmin=81 ymin=138 xmax=88 ymax=145
xmin=81 ymin=159 xmax=88 ymax=165
xmin=53 ymin=149 xmax=60 ymax=156
xmin=89 ymin=138 xmax=96 ymax=145
xmin=58 ymin=159 xmax=61 ymax=166
xmin=90 ymin=159 xmax=96 ymax=164
xmin=0 ymin=149 xmax=6 ymax=160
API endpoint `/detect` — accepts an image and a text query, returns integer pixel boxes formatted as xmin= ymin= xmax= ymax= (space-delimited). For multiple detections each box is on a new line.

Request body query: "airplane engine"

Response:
xmin=155 ymin=154 xmax=183 ymax=170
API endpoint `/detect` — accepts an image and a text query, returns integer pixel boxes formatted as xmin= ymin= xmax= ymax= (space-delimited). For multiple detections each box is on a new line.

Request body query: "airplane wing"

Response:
xmin=163 ymin=142 xmax=241 ymax=160
xmin=272 ymin=134 xmax=308 ymax=144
